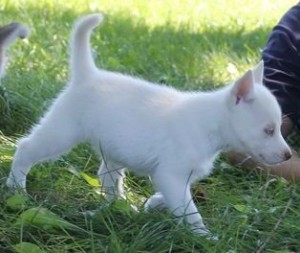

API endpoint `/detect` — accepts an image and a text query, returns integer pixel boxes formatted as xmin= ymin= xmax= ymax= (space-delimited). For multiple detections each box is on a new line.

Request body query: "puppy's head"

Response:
xmin=227 ymin=61 xmax=291 ymax=165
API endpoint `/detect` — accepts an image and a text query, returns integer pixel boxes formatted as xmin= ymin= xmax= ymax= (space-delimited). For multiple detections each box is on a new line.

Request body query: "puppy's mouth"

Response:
xmin=255 ymin=153 xmax=286 ymax=166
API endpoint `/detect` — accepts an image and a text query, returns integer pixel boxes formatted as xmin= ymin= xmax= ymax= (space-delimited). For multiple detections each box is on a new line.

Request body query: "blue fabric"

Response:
xmin=262 ymin=5 xmax=300 ymax=127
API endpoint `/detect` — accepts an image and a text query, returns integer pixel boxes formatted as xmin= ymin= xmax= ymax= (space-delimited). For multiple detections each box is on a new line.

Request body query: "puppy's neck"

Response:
xmin=180 ymin=87 xmax=233 ymax=153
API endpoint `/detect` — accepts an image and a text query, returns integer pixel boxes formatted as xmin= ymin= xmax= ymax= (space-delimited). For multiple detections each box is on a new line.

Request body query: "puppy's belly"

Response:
xmin=94 ymin=144 xmax=159 ymax=175
xmin=116 ymin=156 xmax=159 ymax=175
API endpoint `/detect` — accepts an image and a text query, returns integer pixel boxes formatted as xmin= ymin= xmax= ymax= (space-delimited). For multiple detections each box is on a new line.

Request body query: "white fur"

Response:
xmin=0 ymin=22 xmax=29 ymax=77
xmin=6 ymin=14 xmax=291 ymax=237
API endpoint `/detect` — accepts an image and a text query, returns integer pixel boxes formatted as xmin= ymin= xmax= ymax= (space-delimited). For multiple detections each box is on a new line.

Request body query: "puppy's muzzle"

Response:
xmin=283 ymin=149 xmax=292 ymax=161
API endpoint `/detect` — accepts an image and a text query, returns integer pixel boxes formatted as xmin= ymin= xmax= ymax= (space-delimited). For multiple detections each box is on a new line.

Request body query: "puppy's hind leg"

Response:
xmin=6 ymin=115 xmax=82 ymax=191
xmin=97 ymin=160 xmax=125 ymax=202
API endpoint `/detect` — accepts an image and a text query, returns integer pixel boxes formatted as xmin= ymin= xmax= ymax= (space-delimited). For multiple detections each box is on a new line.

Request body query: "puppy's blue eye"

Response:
xmin=264 ymin=128 xmax=274 ymax=136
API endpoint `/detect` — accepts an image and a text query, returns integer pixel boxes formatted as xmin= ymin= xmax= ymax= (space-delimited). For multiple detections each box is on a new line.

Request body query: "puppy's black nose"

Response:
xmin=284 ymin=150 xmax=292 ymax=161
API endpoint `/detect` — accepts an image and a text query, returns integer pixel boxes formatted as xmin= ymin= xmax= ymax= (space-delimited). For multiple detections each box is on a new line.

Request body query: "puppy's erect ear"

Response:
xmin=252 ymin=60 xmax=264 ymax=85
xmin=231 ymin=69 xmax=255 ymax=105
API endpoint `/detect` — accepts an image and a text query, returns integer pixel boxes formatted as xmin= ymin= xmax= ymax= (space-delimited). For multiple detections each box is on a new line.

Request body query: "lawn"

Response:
xmin=0 ymin=0 xmax=299 ymax=252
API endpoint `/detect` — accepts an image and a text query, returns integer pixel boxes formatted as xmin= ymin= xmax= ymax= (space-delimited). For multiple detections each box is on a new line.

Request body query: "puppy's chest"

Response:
xmin=189 ymin=155 xmax=218 ymax=182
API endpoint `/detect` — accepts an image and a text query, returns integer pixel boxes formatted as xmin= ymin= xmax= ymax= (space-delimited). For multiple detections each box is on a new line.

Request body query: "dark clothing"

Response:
xmin=262 ymin=5 xmax=300 ymax=128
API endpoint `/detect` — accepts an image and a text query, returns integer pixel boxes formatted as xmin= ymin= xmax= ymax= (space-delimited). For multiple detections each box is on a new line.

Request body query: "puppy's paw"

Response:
xmin=6 ymin=176 xmax=27 ymax=193
xmin=192 ymin=226 xmax=218 ymax=241
xmin=81 ymin=210 xmax=97 ymax=218
xmin=144 ymin=192 xmax=167 ymax=211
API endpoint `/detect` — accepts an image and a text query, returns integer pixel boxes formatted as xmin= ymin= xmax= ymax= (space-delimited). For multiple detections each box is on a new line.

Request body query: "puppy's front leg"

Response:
xmin=153 ymin=170 xmax=209 ymax=235
xmin=144 ymin=192 xmax=167 ymax=210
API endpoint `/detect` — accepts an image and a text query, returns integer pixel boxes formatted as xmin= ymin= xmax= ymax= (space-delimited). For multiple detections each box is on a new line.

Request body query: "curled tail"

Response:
xmin=0 ymin=23 xmax=29 ymax=77
xmin=70 ymin=13 xmax=104 ymax=82
xmin=0 ymin=22 xmax=29 ymax=47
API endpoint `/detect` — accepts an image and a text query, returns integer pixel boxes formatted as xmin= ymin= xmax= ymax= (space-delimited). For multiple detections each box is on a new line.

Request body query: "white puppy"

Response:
xmin=6 ymin=14 xmax=291 ymax=236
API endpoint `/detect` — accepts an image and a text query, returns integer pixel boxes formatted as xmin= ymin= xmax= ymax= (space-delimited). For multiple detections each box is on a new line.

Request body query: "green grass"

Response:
xmin=0 ymin=0 xmax=299 ymax=252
